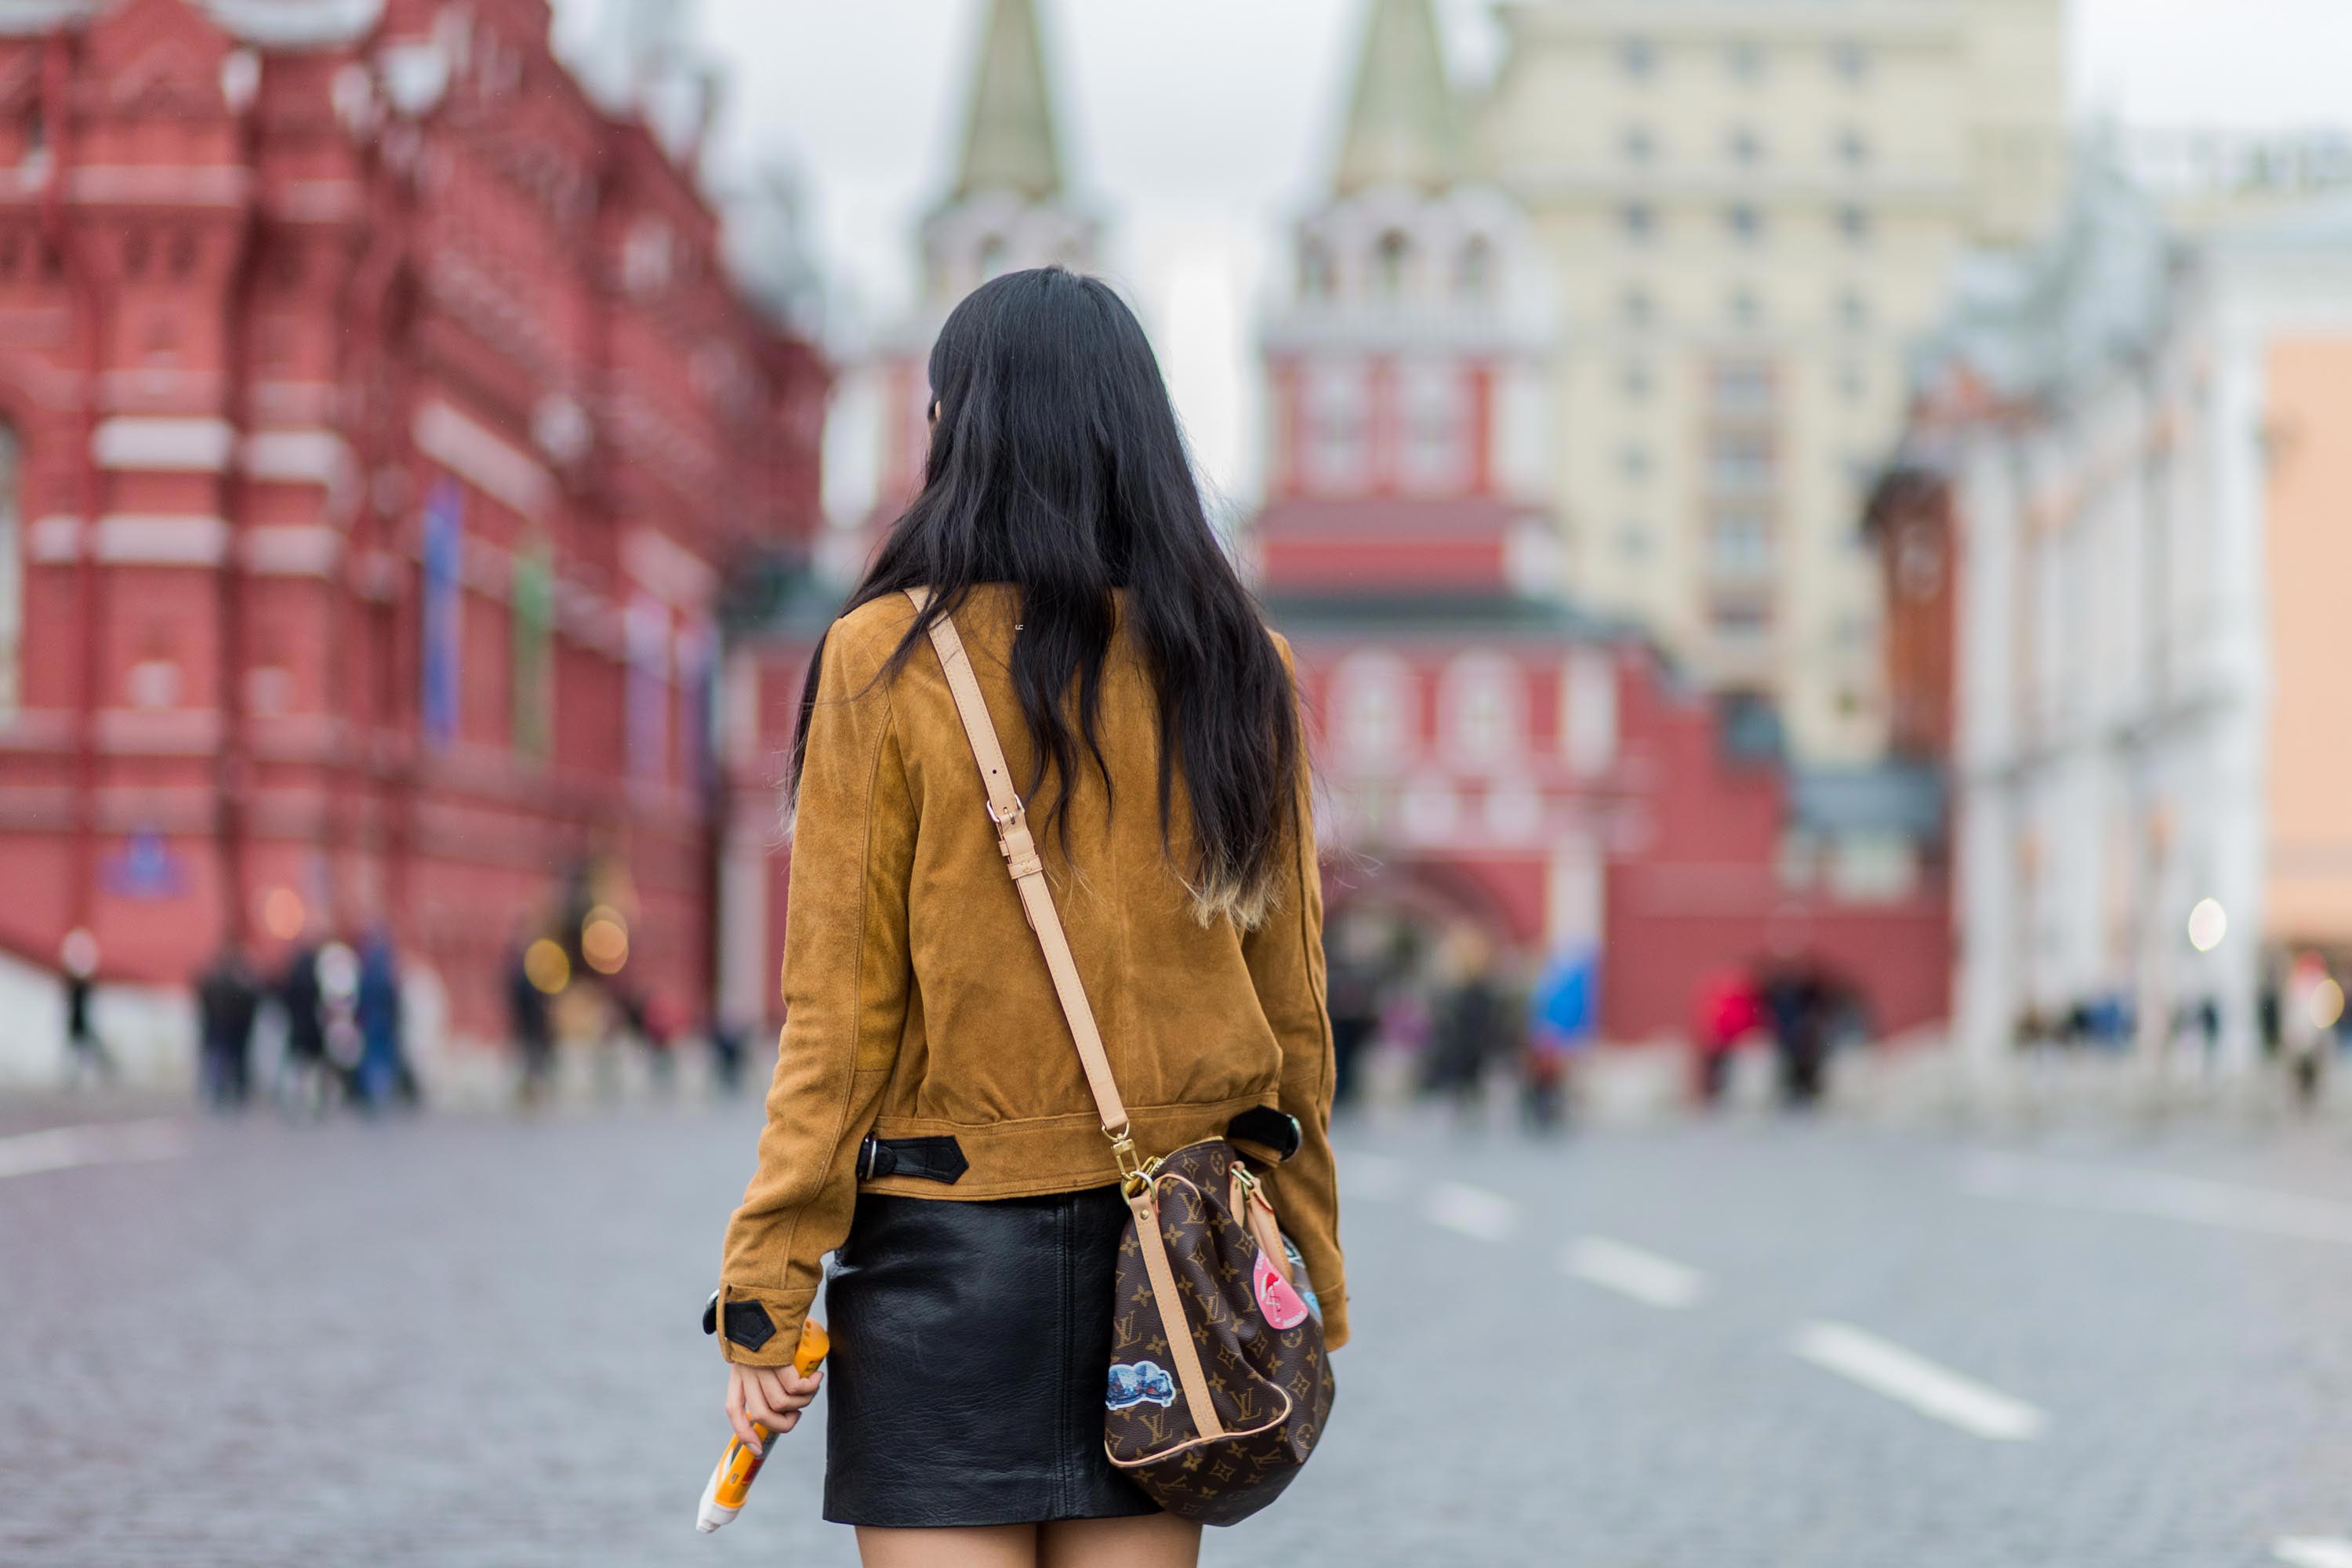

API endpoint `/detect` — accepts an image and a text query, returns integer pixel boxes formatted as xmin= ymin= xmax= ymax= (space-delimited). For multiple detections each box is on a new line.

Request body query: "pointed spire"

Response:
xmin=1334 ymin=0 xmax=1465 ymax=194
xmin=952 ymin=0 xmax=1064 ymax=202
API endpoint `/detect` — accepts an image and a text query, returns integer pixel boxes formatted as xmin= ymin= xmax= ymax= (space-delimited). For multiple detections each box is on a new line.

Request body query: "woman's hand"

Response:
xmin=724 ymin=1359 xmax=824 ymax=1455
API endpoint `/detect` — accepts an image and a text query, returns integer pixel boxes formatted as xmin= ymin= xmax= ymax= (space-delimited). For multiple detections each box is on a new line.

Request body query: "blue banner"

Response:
xmin=422 ymin=480 xmax=463 ymax=751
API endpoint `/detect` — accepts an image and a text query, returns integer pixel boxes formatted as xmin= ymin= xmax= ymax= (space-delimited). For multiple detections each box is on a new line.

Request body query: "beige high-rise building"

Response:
xmin=1477 ymin=0 xmax=2065 ymax=758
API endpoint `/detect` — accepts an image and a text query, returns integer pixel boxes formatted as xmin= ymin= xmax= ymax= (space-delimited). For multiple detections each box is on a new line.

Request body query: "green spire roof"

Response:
xmin=951 ymin=0 xmax=1065 ymax=201
xmin=1334 ymin=0 xmax=1465 ymax=194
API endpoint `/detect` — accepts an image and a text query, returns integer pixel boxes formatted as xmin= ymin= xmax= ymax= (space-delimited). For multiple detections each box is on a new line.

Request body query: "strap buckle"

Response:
xmin=1108 ymin=1124 xmax=1151 ymax=1200
xmin=989 ymin=797 xmax=1045 ymax=881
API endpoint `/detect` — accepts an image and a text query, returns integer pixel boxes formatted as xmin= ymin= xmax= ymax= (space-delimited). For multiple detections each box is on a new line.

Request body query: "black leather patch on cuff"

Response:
xmin=858 ymin=1134 xmax=969 ymax=1185
xmin=722 ymin=1299 xmax=778 ymax=1352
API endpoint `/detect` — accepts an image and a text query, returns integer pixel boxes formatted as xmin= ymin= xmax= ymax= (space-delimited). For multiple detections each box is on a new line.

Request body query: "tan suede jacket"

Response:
xmin=717 ymin=586 xmax=1347 ymax=1363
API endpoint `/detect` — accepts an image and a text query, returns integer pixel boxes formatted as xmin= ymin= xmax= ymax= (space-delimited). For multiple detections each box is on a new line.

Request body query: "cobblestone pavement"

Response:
xmin=4 ymin=1095 xmax=2350 ymax=1566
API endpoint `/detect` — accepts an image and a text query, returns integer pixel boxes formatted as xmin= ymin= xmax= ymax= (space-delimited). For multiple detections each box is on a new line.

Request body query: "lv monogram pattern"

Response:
xmin=1105 ymin=1140 xmax=1337 ymax=1527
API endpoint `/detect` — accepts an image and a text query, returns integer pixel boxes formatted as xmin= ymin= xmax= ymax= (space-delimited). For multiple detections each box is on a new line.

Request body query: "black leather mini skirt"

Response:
xmin=821 ymin=1185 xmax=1160 ymax=1527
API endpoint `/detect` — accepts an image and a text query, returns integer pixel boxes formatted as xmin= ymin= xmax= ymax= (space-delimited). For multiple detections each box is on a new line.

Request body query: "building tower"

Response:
xmin=1258 ymin=0 xmax=1555 ymax=593
xmin=1251 ymin=0 xmax=1607 ymax=965
xmin=824 ymin=0 xmax=1095 ymax=580
xmin=1476 ymin=0 xmax=2067 ymax=760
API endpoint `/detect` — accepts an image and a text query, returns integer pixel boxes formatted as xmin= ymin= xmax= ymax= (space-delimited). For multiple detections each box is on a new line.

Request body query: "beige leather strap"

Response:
xmin=906 ymin=590 xmax=1132 ymax=1142
xmin=1128 ymin=1187 xmax=1226 ymax=1439
xmin=905 ymin=589 xmax=1222 ymax=1443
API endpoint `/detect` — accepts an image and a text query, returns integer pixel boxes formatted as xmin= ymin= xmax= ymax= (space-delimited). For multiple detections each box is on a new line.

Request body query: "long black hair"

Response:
xmin=789 ymin=266 xmax=1299 ymax=927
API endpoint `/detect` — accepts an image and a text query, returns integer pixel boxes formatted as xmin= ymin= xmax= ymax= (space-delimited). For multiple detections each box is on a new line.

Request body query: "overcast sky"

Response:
xmin=554 ymin=0 xmax=2352 ymax=514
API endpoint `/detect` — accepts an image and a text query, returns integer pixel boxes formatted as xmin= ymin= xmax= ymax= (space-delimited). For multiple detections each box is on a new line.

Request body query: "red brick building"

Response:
xmin=0 ymin=0 xmax=826 ymax=1040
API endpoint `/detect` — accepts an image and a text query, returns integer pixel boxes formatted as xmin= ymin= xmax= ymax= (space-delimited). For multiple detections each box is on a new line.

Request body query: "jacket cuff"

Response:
xmin=1317 ymin=1283 xmax=1349 ymax=1351
xmin=712 ymin=1282 xmax=817 ymax=1367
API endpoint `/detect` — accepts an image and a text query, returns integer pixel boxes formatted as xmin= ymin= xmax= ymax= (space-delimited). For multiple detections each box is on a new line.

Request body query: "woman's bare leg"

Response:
xmin=856 ymin=1524 xmax=1037 ymax=1568
xmin=1038 ymin=1514 xmax=1202 ymax=1568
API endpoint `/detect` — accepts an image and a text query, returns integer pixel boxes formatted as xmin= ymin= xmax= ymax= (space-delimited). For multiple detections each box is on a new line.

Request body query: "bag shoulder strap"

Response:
xmin=906 ymin=590 xmax=1229 ymax=1442
xmin=904 ymin=590 xmax=1139 ymax=1174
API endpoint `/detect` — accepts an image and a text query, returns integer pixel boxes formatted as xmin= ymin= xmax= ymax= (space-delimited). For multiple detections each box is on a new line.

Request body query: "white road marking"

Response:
xmin=1791 ymin=1320 xmax=2046 ymax=1442
xmin=0 ymin=1118 xmax=191 ymax=1181
xmin=1563 ymin=1236 xmax=1708 ymax=1308
xmin=1341 ymin=1152 xmax=1408 ymax=1202
xmin=1425 ymin=1180 xmax=1517 ymax=1242
xmin=1965 ymin=1151 xmax=2352 ymax=1246
xmin=2277 ymin=1538 xmax=2352 ymax=1568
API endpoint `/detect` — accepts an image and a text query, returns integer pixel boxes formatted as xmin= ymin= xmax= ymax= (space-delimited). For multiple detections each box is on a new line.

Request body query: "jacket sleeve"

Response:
xmin=715 ymin=619 xmax=914 ymax=1366
xmin=1243 ymin=640 xmax=1348 ymax=1349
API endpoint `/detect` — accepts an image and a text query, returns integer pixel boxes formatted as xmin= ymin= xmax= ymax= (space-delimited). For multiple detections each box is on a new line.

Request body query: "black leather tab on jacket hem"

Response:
xmin=858 ymin=1134 xmax=970 ymax=1185
xmin=722 ymin=1298 xmax=778 ymax=1352
xmin=1225 ymin=1106 xmax=1303 ymax=1163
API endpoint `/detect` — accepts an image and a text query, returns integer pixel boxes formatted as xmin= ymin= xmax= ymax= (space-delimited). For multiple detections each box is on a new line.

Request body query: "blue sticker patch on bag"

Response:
xmin=1283 ymin=1236 xmax=1322 ymax=1321
xmin=1106 ymin=1360 xmax=1178 ymax=1411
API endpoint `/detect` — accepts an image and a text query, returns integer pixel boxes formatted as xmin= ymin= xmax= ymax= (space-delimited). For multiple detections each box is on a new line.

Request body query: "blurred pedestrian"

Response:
xmin=707 ymin=1012 xmax=748 ymax=1098
xmin=1758 ymin=962 xmax=1831 ymax=1108
xmin=1526 ymin=943 xmax=1598 ymax=1133
xmin=506 ymin=928 xmax=556 ymax=1107
xmin=1690 ymin=965 xmax=1759 ymax=1106
xmin=58 ymin=927 xmax=114 ymax=1087
xmin=1324 ymin=921 xmax=1385 ymax=1112
xmin=277 ymin=938 xmax=331 ymax=1114
xmin=2281 ymin=953 xmax=2332 ymax=1109
xmin=314 ymin=938 xmax=365 ymax=1105
xmin=353 ymin=930 xmax=407 ymax=1111
xmin=1425 ymin=929 xmax=1508 ymax=1121
xmin=195 ymin=940 xmax=263 ymax=1109
xmin=638 ymin=987 xmax=684 ymax=1094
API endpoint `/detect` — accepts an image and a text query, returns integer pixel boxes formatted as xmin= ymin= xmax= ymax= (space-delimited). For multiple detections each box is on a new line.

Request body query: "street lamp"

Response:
xmin=2187 ymin=898 xmax=2227 ymax=953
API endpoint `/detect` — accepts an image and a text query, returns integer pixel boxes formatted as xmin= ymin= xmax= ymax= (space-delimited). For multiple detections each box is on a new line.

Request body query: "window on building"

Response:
xmin=1711 ymin=360 xmax=1774 ymax=412
xmin=1623 ymin=125 xmax=1656 ymax=164
xmin=1837 ymin=288 xmax=1871 ymax=330
xmin=1711 ymin=598 xmax=1773 ymax=641
xmin=1830 ymin=39 xmax=1868 ymax=82
xmin=1300 ymin=239 xmax=1335 ymax=299
xmin=1561 ymin=648 xmax=1618 ymax=777
xmin=1621 ymin=37 xmax=1657 ymax=77
xmin=1399 ymin=361 xmax=1471 ymax=495
xmin=1620 ymin=443 xmax=1653 ymax=481
xmin=1710 ymin=432 xmax=1773 ymax=491
xmin=0 ymin=424 xmax=16 ymax=719
xmin=1332 ymin=652 xmax=1416 ymax=768
xmin=1621 ymin=285 xmax=1654 ymax=327
xmin=1837 ymin=128 xmax=1871 ymax=167
xmin=1457 ymin=236 xmax=1494 ymax=299
xmin=1375 ymin=230 xmax=1410 ymax=297
xmin=1442 ymin=653 xmax=1526 ymax=768
xmin=1729 ymin=288 xmax=1762 ymax=328
xmin=1727 ymin=204 xmax=1763 ymax=243
xmin=1621 ymin=202 xmax=1656 ymax=241
xmin=1303 ymin=362 xmax=1370 ymax=492
xmin=1727 ymin=39 xmax=1764 ymax=82
xmin=1617 ymin=520 xmax=1653 ymax=561
xmin=1622 ymin=360 xmax=1654 ymax=398
xmin=1838 ymin=361 xmax=1867 ymax=401
xmin=1896 ymin=526 xmax=1945 ymax=601
xmin=1838 ymin=205 xmax=1871 ymax=244
xmin=1709 ymin=506 xmax=1773 ymax=578
xmin=1729 ymin=128 xmax=1762 ymax=165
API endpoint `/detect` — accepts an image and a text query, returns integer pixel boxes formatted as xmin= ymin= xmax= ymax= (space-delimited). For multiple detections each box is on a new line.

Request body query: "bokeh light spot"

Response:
xmin=524 ymin=938 xmax=571 ymax=995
